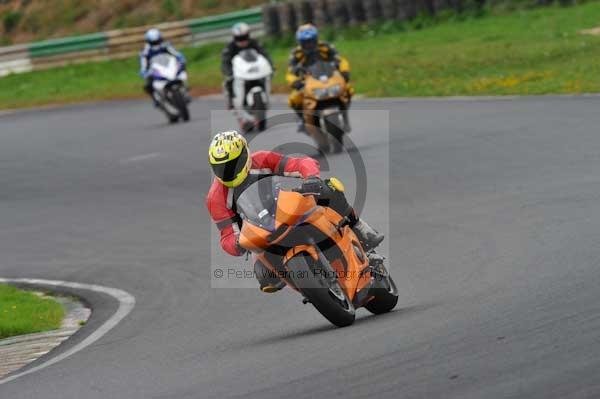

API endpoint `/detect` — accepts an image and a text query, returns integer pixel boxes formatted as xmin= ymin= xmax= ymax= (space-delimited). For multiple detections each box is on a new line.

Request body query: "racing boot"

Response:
xmin=144 ymin=79 xmax=160 ymax=108
xmin=224 ymin=78 xmax=235 ymax=110
xmin=367 ymin=251 xmax=385 ymax=267
xmin=151 ymin=91 xmax=161 ymax=108
xmin=261 ymin=280 xmax=286 ymax=293
xmin=255 ymin=261 xmax=286 ymax=293
xmin=352 ymin=219 xmax=384 ymax=252
xmin=366 ymin=252 xmax=389 ymax=281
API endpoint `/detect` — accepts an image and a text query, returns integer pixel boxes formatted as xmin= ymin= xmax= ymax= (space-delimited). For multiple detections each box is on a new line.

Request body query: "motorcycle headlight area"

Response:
xmin=312 ymin=85 xmax=342 ymax=100
xmin=328 ymin=84 xmax=341 ymax=97
xmin=312 ymin=88 xmax=329 ymax=100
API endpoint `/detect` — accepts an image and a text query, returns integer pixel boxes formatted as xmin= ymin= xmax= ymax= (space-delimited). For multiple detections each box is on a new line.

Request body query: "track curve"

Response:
xmin=1 ymin=96 xmax=600 ymax=398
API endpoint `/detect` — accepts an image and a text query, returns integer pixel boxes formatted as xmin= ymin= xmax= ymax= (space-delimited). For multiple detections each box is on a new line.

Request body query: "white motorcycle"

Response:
xmin=231 ymin=49 xmax=273 ymax=133
xmin=149 ymin=53 xmax=191 ymax=123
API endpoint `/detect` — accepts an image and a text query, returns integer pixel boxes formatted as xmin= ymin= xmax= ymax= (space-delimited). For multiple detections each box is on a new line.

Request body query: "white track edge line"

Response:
xmin=0 ymin=278 xmax=136 ymax=385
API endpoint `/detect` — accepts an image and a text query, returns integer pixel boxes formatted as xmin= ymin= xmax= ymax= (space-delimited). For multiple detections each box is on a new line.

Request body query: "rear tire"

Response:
xmin=287 ymin=253 xmax=355 ymax=327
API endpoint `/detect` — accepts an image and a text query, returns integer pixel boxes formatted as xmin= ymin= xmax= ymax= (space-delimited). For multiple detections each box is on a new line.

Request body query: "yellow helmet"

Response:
xmin=208 ymin=131 xmax=251 ymax=188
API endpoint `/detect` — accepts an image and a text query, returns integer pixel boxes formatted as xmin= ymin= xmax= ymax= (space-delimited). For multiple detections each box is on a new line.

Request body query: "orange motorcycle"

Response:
xmin=302 ymin=60 xmax=351 ymax=153
xmin=237 ymin=175 xmax=398 ymax=327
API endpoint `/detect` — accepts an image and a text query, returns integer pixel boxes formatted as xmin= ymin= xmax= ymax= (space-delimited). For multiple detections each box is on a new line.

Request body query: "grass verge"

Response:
xmin=0 ymin=283 xmax=65 ymax=339
xmin=2 ymin=2 xmax=600 ymax=109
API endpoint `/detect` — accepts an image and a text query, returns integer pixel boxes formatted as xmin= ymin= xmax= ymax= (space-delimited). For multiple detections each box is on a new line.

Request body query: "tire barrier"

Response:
xmin=260 ymin=0 xmax=578 ymax=36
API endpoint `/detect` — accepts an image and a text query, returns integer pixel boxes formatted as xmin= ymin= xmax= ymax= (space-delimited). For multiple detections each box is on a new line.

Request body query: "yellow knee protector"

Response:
xmin=288 ymin=90 xmax=304 ymax=108
xmin=346 ymin=83 xmax=355 ymax=97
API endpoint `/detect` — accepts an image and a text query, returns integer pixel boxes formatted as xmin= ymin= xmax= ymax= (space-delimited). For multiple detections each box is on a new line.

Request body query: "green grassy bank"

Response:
xmin=2 ymin=2 xmax=600 ymax=109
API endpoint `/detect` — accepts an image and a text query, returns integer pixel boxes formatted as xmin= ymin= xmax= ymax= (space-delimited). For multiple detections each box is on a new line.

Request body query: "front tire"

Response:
xmin=287 ymin=253 xmax=355 ymax=327
xmin=324 ymin=112 xmax=344 ymax=153
xmin=252 ymin=92 xmax=267 ymax=132
xmin=306 ymin=115 xmax=330 ymax=153
xmin=172 ymin=89 xmax=190 ymax=122
xmin=364 ymin=265 xmax=399 ymax=315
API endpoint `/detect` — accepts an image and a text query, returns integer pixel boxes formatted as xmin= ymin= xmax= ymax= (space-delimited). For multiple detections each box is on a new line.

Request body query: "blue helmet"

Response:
xmin=145 ymin=28 xmax=163 ymax=46
xmin=296 ymin=24 xmax=318 ymax=51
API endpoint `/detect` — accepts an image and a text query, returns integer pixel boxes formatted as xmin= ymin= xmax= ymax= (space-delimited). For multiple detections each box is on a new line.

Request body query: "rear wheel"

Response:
xmin=287 ymin=253 xmax=355 ymax=327
xmin=364 ymin=264 xmax=399 ymax=315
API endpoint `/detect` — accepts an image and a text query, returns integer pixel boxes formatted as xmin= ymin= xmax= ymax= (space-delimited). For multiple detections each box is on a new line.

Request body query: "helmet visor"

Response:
xmin=235 ymin=33 xmax=249 ymax=41
xmin=300 ymin=38 xmax=317 ymax=51
xmin=211 ymin=147 xmax=249 ymax=183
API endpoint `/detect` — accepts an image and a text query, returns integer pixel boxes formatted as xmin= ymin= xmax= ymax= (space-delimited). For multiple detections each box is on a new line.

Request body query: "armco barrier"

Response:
xmin=0 ymin=44 xmax=32 ymax=77
xmin=0 ymin=7 xmax=263 ymax=76
xmin=28 ymin=32 xmax=108 ymax=58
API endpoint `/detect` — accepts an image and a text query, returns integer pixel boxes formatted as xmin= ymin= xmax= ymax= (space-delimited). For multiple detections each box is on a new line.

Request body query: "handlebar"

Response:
xmin=292 ymin=179 xmax=322 ymax=196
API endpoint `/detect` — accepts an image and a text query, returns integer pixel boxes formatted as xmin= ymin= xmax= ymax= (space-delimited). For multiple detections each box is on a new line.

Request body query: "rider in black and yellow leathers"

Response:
xmin=286 ymin=24 xmax=354 ymax=132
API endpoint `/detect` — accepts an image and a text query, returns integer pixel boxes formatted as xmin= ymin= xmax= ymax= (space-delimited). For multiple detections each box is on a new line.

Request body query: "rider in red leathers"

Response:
xmin=206 ymin=131 xmax=383 ymax=292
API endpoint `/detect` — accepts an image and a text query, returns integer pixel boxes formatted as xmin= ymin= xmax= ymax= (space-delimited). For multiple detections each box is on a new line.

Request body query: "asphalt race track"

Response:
xmin=2 ymin=96 xmax=600 ymax=398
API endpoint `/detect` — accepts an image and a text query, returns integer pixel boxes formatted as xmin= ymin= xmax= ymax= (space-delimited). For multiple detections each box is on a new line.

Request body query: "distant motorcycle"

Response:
xmin=149 ymin=53 xmax=190 ymax=123
xmin=302 ymin=60 xmax=350 ymax=153
xmin=231 ymin=49 xmax=273 ymax=133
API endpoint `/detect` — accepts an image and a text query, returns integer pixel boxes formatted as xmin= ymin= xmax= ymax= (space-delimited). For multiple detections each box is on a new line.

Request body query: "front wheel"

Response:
xmin=323 ymin=112 xmax=344 ymax=153
xmin=252 ymin=92 xmax=267 ymax=132
xmin=172 ymin=89 xmax=190 ymax=122
xmin=364 ymin=264 xmax=399 ymax=315
xmin=287 ymin=253 xmax=355 ymax=327
xmin=305 ymin=115 xmax=330 ymax=153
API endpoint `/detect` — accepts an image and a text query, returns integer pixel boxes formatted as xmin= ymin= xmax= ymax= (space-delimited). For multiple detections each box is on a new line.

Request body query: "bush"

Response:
xmin=161 ymin=0 xmax=183 ymax=19
xmin=3 ymin=10 xmax=22 ymax=33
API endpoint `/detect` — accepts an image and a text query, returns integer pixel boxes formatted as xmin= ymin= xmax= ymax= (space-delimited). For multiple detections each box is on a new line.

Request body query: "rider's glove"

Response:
xmin=235 ymin=235 xmax=247 ymax=256
xmin=300 ymin=175 xmax=322 ymax=196
xmin=292 ymin=79 xmax=305 ymax=91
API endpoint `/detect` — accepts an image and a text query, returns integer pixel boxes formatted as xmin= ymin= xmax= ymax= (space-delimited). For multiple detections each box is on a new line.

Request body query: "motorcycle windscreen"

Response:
xmin=150 ymin=54 xmax=178 ymax=80
xmin=232 ymin=50 xmax=273 ymax=80
xmin=235 ymin=176 xmax=304 ymax=231
xmin=306 ymin=60 xmax=336 ymax=80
